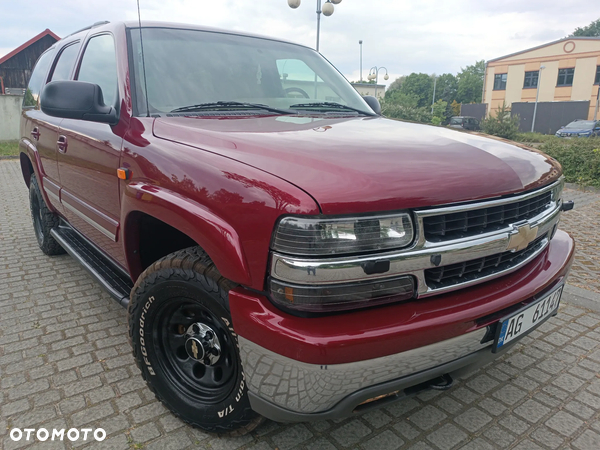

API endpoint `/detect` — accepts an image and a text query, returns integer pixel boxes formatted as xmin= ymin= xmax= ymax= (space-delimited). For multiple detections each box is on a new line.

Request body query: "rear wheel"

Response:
xmin=29 ymin=174 xmax=65 ymax=256
xmin=128 ymin=247 xmax=263 ymax=435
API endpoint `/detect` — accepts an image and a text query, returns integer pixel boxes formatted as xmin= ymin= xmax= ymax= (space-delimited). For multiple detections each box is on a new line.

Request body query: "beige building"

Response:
xmin=484 ymin=37 xmax=600 ymax=119
xmin=351 ymin=82 xmax=386 ymax=99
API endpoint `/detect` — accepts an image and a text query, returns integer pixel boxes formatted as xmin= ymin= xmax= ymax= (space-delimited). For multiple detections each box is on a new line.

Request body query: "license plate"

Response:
xmin=493 ymin=285 xmax=563 ymax=352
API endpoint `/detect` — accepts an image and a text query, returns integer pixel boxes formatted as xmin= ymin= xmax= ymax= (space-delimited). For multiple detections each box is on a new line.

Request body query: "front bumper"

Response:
xmin=230 ymin=230 xmax=574 ymax=420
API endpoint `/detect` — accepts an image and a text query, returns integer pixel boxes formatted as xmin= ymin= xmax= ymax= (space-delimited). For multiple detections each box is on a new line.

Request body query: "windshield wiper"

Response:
xmin=170 ymin=101 xmax=293 ymax=115
xmin=289 ymin=102 xmax=375 ymax=116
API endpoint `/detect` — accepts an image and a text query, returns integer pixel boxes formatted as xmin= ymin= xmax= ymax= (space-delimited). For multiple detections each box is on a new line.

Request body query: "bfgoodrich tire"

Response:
xmin=29 ymin=173 xmax=65 ymax=256
xmin=128 ymin=247 xmax=263 ymax=435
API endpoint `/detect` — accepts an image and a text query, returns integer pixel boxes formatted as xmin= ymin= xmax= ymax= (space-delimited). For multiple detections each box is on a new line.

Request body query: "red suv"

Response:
xmin=20 ymin=21 xmax=574 ymax=434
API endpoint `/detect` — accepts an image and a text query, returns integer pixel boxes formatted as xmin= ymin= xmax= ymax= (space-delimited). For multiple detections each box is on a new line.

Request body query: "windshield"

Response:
xmin=128 ymin=27 xmax=372 ymax=116
xmin=565 ymin=121 xmax=595 ymax=129
xmin=450 ymin=118 xmax=463 ymax=124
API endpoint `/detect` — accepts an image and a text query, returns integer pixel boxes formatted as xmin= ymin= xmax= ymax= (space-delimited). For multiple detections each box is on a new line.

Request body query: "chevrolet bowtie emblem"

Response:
xmin=507 ymin=223 xmax=538 ymax=252
xmin=191 ymin=340 xmax=199 ymax=360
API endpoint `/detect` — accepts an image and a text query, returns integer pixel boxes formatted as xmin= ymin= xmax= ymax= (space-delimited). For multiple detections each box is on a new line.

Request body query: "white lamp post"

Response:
xmin=359 ymin=40 xmax=363 ymax=82
xmin=368 ymin=66 xmax=389 ymax=98
xmin=287 ymin=0 xmax=342 ymax=52
xmin=531 ymin=66 xmax=545 ymax=133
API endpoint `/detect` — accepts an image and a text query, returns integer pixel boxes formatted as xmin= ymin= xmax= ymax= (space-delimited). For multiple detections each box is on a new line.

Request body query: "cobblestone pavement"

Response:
xmin=1 ymin=158 xmax=600 ymax=450
xmin=561 ymin=186 xmax=600 ymax=293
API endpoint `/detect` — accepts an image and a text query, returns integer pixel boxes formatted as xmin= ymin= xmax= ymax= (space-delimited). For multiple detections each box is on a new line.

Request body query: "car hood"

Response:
xmin=153 ymin=115 xmax=561 ymax=215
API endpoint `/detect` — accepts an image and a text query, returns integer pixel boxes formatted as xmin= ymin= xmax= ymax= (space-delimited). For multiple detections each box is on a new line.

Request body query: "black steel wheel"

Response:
xmin=29 ymin=173 xmax=65 ymax=255
xmin=128 ymin=247 xmax=263 ymax=435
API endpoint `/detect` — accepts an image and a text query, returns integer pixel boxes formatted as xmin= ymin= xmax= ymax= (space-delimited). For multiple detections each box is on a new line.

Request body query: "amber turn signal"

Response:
xmin=117 ymin=168 xmax=132 ymax=180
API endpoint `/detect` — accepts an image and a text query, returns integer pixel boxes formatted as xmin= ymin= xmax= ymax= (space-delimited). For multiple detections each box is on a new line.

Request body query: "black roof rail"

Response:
xmin=63 ymin=21 xmax=110 ymax=39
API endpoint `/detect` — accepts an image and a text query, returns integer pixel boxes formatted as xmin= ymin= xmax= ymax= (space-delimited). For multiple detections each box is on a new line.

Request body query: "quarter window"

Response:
xmin=23 ymin=49 xmax=56 ymax=108
xmin=50 ymin=43 xmax=80 ymax=81
xmin=595 ymin=66 xmax=600 ymax=84
xmin=523 ymin=71 xmax=539 ymax=88
xmin=77 ymin=34 xmax=118 ymax=106
xmin=557 ymin=68 xmax=574 ymax=87
xmin=493 ymin=73 xmax=507 ymax=90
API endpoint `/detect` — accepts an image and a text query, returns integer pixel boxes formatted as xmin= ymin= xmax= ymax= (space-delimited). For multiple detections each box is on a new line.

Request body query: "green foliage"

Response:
xmin=396 ymin=73 xmax=434 ymax=108
xmin=450 ymin=100 xmax=461 ymax=116
xmin=515 ymin=132 xmax=559 ymax=144
xmin=0 ymin=141 xmax=20 ymax=157
xmin=386 ymin=76 xmax=405 ymax=92
xmin=540 ymin=138 xmax=600 ymax=187
xmin=456 ymin=60 xmax=485 ymax=104
xmin=571 ymin=18 xmax=600 ymax=37
xmin=434 ymin=73 xmax=458 ymax=104
xmin=480 ymin=102 xmax=520 ymax=140
xmin=431 ymin=99 xmax=448 ymax=125
xmin=380 ymin=97 xmax=432 ymax=123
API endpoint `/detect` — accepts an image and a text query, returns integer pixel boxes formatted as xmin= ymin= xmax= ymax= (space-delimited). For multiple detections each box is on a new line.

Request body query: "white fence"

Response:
xmin=0 ymin=95 xmax=23 ymax=141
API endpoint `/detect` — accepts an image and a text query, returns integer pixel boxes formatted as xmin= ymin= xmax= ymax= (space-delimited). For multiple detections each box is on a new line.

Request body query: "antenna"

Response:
xmin=137 ymin=0 xmax=150 ymax=117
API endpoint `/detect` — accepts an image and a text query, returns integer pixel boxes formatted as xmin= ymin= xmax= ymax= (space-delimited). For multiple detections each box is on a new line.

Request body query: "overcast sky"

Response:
xmin=0 ymin=0 xmax=595 ymax=87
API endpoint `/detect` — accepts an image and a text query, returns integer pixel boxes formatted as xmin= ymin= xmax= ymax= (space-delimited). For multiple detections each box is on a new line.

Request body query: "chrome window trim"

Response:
xmin=270 ymin=179 xmax=563 ymax=296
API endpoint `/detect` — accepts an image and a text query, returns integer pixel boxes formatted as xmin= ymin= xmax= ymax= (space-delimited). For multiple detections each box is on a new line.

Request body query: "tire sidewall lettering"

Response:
xmin=139 ymin=296 xmax=155 ymax=375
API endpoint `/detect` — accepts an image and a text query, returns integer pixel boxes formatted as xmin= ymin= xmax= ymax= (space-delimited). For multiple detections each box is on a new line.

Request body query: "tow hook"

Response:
xmin=428 ymin=374 xmax=454 ymax=390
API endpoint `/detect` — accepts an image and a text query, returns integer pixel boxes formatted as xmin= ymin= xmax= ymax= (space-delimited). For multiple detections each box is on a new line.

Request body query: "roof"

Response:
xmin=0 ymin=29 xmax=60 ymax=65
xmin=488 ymin=36 xmax=600 ymax=63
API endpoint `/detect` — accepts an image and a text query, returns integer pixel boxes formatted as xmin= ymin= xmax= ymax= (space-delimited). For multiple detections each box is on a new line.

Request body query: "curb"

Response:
xmin=564 ymin=283 xmax=600 ymax=312
xmin=0 ymin=155 xmax=19 ymax=160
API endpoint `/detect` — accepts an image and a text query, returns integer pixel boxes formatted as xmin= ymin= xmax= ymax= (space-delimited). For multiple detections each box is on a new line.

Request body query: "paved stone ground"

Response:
xmin=2 ymin=158 xmax=600 ymax=450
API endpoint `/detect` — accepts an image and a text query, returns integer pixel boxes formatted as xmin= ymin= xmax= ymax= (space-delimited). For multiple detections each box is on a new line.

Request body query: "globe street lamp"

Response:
xmin=287 ymin=0 xmax=342 ymax=52
xmin=368 ymin=66 xmax=389 ymax=98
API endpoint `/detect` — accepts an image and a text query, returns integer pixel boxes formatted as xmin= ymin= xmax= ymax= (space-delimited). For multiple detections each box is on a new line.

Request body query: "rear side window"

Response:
xmin=23 ymin=49 xmax=56 ymax=108
xmin=77 ymin=34 xmax=118 ymax=106
xmin=50 ymin=43 xmax=80 ymax=81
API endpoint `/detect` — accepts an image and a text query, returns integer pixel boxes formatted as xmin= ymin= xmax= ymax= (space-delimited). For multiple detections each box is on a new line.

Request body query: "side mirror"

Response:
xmin=41 ymin=81 xmax=118 ymax=125
xmin=362 ymin=95 xmax=381 ymax=115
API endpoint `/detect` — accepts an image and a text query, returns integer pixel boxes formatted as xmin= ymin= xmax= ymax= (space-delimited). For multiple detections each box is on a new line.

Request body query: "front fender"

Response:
xmin=122 ymin=182 xmax=251 ymax=285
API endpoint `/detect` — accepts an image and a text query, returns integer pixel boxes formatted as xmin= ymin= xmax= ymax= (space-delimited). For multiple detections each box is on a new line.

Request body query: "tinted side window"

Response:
xmin=23 ymin=49 xmax=56 ymax=108
xmin=77 ymin=34 xmax=118 ymax=106
xmin=50 ymin=43 xmax=80 ymax=81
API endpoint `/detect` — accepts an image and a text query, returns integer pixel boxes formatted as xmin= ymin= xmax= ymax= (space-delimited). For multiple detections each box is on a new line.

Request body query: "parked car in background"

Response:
xmin=448 ymin=116 xmax=480 ymax=131
xmin=555 ymin=119 xmax=600 ymax=137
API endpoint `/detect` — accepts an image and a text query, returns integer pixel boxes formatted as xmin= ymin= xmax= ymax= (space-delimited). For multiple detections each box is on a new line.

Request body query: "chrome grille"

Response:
xmin=425 ymin=234 xmax=548 ymax=290
xmin=423 ymin=190 xmax=552 ymax=242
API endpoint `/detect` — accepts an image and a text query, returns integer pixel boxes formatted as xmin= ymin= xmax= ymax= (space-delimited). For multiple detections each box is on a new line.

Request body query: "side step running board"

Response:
xmin=50 ymin=223 xmax=133 ymax=308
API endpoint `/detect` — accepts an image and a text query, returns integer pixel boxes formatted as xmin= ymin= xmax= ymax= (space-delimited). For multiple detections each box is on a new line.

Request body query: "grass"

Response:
xmin=0 ymin=140 xmax=19 ymax=157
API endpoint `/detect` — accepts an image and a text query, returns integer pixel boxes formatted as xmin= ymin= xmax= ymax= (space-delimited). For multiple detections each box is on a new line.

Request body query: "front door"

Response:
xmin=56 ymin=33 xmax=124 ymax=265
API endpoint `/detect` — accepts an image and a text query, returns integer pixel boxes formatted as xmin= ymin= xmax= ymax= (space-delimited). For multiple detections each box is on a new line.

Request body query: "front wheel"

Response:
xmin=128 ymin=247 xmax=263 ymax=435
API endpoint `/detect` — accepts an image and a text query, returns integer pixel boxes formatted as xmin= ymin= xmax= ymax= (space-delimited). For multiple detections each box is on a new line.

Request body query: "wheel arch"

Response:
xmin=122 ymin=183 xmax=251 ymax=286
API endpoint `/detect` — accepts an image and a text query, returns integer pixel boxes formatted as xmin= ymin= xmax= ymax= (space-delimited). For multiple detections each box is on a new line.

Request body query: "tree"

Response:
xmin=386 ymin=76 xmax=406 ymax=93
xmin=571 ymin=18 xmax=600 ymax=37
xmin=397 ymin=73 xmax=434 ymax=108
xmin=450 ymin=100 xmax=461 ymax=116
xmin=481 ymin=102 xmax=520 ymax=140
xmin=433 ymin=73 xmax=458 ymax=104
xmin=431 ymin=100 xmax=448 ymax=126
xmin=456 ymin=60 xmax=485 ymax=104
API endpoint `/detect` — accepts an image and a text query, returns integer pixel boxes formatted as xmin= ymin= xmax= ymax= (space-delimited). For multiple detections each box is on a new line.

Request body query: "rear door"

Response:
xmin=21 ymin=48 xmax=60 ymax=201
xmin=56 ymin=33 xmax=124 ymax=262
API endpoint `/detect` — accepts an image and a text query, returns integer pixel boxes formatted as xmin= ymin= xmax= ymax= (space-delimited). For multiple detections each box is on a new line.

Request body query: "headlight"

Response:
xmin=578 ymin=132 xmax=591 ymax=137
xmin=271 ymin=212 xmax=414 ymax=256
